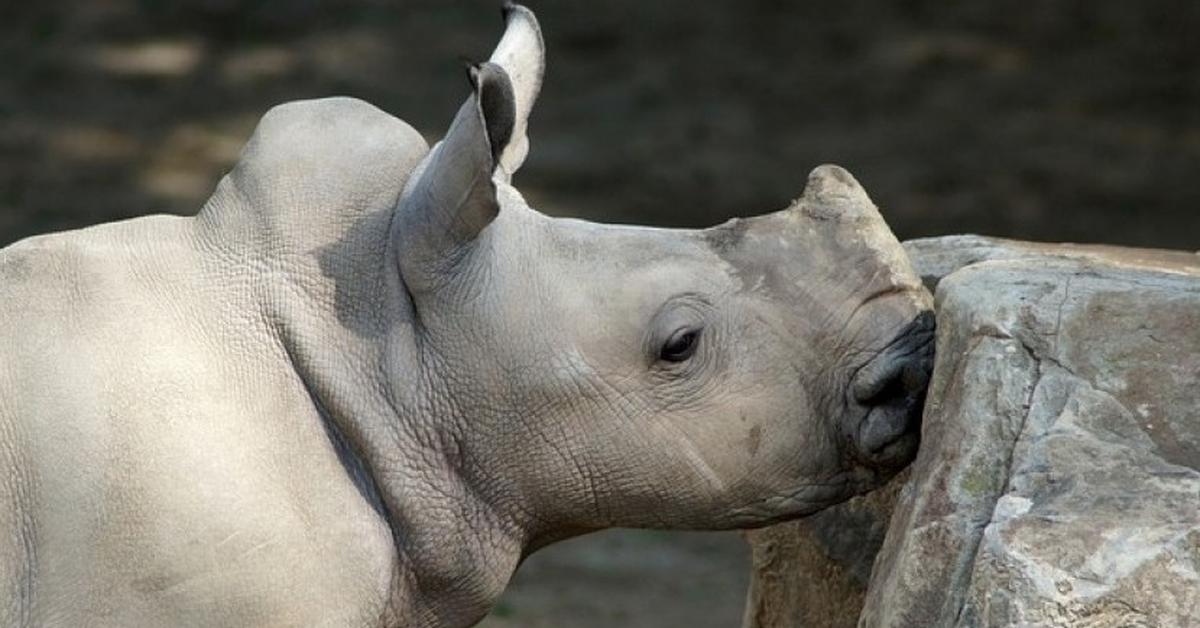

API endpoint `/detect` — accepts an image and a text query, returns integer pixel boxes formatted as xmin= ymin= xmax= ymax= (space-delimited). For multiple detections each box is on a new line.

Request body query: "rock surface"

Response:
xmin=743 ymin=236 xmax=1200 ymax=628
xmin=903 ymin=234 xmax=1200 ymax=291
xmin=863 ymin=239 xmax=1200 ymax=627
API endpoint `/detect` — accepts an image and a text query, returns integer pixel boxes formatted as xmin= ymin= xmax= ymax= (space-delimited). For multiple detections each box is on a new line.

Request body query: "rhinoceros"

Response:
xmin=0 ymin=5 xmax=934 ymax=627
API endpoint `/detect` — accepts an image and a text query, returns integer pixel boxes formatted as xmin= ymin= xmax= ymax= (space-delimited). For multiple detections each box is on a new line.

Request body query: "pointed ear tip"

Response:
xmin=472 ymin=62 xmax=513 ymax=91
xmin=460 ymin=58 xmax=481 ymax=85
xmin=463 ymin=60 xmax=516 ymax=94
xmin=500 ymin=2 xmax=543 ymax=41
xmin=501 ymin=2 xmax=532 ymax=21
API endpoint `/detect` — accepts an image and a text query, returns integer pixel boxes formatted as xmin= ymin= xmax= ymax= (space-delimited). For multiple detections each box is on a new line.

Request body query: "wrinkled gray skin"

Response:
xmin=0 ymin=6 xmax=933 ymax=627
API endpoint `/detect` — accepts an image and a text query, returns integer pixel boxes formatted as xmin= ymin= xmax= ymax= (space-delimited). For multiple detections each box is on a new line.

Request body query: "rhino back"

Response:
xmin=0 ymin=96 xmax=427 ymax=625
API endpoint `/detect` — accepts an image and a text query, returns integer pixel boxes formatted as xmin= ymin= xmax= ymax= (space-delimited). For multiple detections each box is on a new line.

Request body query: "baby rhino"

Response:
xmin=0 ymin=5 xmax=933 ymax=627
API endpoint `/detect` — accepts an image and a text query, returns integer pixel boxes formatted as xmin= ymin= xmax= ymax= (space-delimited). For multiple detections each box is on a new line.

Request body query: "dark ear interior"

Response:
xmin=468 ymin=62 xmax=516 ymax=170
xmin=393 ymin=62 xmax=518 ymax=292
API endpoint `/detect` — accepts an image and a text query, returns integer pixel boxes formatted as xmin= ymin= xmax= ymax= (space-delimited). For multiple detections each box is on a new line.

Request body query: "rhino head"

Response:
xmin=235 ymin=5 xmax=933 ymax=623
xmin=374 ymin=3 xmax=933 ymax=551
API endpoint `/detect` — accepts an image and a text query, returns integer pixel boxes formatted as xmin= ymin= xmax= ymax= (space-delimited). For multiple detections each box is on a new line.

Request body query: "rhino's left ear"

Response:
xmin=394 ymin=62 xmax=515 ymax=292
xmin=488 ymin=3 xmax=545 ymax=180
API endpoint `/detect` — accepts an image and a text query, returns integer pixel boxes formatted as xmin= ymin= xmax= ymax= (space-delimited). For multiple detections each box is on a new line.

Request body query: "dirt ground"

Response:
xmin=479 ymin=530 xmax=749 ymax=627
xmin=2 ymin=1 xmax=1197 ymax=626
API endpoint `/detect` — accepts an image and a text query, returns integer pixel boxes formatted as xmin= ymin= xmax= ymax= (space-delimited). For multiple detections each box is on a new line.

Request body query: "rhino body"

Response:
xmin=0 ymin=6 xmax=933 ymax=627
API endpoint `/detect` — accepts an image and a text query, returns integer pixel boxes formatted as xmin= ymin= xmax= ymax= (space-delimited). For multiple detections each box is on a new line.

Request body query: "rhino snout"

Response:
xmin=848 ymin=310 xmax=935 ymax=468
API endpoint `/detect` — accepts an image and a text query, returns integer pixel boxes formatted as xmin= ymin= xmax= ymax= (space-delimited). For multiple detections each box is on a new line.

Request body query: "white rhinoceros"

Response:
xmin=0 ymin=5 xmax=933 ymax=627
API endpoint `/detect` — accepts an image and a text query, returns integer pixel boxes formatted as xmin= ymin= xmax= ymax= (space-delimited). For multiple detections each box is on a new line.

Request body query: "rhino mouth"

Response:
xmin=849 ymin=312 xmax=935 ymax=468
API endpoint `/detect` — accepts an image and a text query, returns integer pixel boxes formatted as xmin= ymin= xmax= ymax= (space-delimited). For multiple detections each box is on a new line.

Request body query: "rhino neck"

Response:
xmin=188 ymin=97 xmax=530 ymax=624
xmin=214 ymin=214 xmax=530 ymax=626
xmin=275 ymin=324 xmax=528 ymax=626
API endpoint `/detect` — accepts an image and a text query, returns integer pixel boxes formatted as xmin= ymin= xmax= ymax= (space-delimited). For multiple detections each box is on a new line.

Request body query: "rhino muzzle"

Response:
xmin=848 ymin=310 xmax=935 ymax=468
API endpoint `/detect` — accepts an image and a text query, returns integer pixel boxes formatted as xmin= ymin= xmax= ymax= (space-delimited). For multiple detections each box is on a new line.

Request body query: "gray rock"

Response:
xmin=861 ymin=247 xmax=1200 ymax=627
xmin=902 ymin=234 xmax=1200 ymax=291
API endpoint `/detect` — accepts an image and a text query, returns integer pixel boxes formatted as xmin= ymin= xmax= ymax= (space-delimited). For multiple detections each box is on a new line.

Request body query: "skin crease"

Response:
xmin=0 ymin=6 xmax=933 ymax=628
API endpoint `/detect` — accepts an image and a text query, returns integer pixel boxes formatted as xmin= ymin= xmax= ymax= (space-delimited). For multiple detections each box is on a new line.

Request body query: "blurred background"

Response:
xmin=2 ymin=0 xmax=1196 ymax=625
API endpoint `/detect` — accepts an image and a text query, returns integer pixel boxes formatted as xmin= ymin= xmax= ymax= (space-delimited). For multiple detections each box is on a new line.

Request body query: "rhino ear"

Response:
xmin=395 ymin=62 xmax=515 ymax=292
xmin=488 ymin=3 xmax=544 ymax=180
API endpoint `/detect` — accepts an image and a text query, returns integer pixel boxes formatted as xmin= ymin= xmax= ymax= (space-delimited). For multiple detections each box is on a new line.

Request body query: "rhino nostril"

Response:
xmin=850 ymin=321 xmax=935 ymax=463
xmin=900 ymin=358 xmax=933 ymax=396
xmin=859 ymin=368 xmax=907 ymax=406
xmin=853 ymin=352 xmax=933 ymax=407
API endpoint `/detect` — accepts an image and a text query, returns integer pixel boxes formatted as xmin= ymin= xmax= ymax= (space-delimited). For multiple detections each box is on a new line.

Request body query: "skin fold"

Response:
xmin=0 ymin=5 xmax=932 ymax=627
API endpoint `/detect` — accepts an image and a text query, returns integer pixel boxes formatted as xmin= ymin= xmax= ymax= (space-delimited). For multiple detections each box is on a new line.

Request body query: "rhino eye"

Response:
xmin=660 ymin=328 xmax=700 ymax=362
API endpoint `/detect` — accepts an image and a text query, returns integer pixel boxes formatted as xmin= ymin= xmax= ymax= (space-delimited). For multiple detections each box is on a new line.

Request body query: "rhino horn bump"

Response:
xmin=489 ymin=3 xmax=544 ymax=179
xmin=796 ymin=164 xmax=878 ymax=219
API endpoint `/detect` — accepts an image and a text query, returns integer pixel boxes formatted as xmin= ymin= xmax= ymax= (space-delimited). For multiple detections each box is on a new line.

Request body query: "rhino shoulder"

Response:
xmin=199 ymin=97 xmax=430 ymax=247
